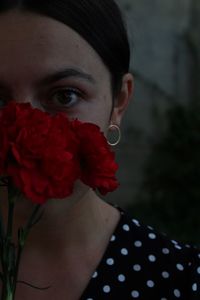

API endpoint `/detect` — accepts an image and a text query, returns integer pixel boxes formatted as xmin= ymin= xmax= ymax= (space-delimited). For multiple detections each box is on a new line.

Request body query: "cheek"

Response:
xmin=67 ymin=88 xmax=113 ymax=134
xmin=87 ymin=99 xmax=112 ymax=133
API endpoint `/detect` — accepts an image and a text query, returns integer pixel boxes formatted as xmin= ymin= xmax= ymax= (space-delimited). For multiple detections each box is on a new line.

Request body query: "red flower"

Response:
xmin=0 ymin=102 xmax=119 ymax=203
xmin=0 ymin=102 xmax=80 ymax=203
xmin=72 ymin=120 xmax=119 ymax=195
xmin=0 ymin=132 xmax=9 ymax=175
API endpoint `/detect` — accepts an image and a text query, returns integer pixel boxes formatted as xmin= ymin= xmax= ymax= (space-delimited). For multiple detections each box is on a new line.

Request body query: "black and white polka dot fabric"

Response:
xmin=81 ymin=208 xmax=200 ymax=299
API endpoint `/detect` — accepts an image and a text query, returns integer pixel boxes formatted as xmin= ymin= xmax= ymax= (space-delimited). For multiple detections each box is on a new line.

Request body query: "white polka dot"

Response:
xmin=162 ymin=248 xmax=170 ymax=255
xmin=147 ymin=280 xmax=155 ymax=288
xmin=174 ymin=289 xmax=181 ymax=298
xmin=192 ymin=283 xmax=197 ymax=292
xmin=188 ymin=262 xmax=192 ymax=266
xmin=171 ymin=240 xmax=178 ymax=245
xmin=148 ymin=254 xmax=156 ymax=262
xmin=86 ymin=298 xmax=93 ymax=300
xmin=123 ymin=224 xmax=130 ymax=231
xmin=148 ymin=233 xmax=156 ymax=239
xmin=121 ymin=248 xmax=128 ymax=255
xmin=103 ymin=285 xmax=111 ymax=293
xmin=176 ymin=264 xmax=184 ymax=271
xmin=197 ymin=267 xmax=200 ymax=274
xmin=110 ymin=235 xmax=116 ymax=242
xmin=133 ymin=264 xmax=141 ymax=271
xmin=198 ymin=253 xmax=200 ymax=259
xmin=106 ymin=258 xmax=114 ymax=266
xmin=118 ymin=274 xmax=126 ymax=282
xmin=92 ymin=271 xmax=98 ymax=278
xmin=148 ymin=225 xmax=153 ymax=230
xmin=175 ymin=244 xmax=182 ymax=250
xmin=134 ymin=240 xmax=142 ymax=248
xmin=161 ymin=298 xmax=167 ymax=300
xmin=132 ymin=219 xmax=140 ymax=226
xmin=162 ymin=271 xmax=170 ymax=279
xmin=131 ymin=290 xmax=140 ymax=298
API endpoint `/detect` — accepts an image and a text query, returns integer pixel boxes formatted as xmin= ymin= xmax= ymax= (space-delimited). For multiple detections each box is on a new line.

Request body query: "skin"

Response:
xmin=0 ymin=10 xmax=133 ymax=300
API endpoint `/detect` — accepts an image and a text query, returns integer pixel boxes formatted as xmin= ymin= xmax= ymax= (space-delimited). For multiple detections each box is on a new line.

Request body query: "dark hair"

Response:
xmin=0 ymin=0 xmax=130 ymax=97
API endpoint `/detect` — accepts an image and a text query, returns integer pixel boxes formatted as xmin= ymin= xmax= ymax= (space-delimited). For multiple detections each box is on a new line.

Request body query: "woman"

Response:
xmin=0 ymin=1 xmax=199 ymax=299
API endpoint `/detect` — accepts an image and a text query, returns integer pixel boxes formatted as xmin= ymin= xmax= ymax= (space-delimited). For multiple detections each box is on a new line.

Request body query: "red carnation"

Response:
xmin=0 ymin=102 xmax=119 ymax=203
xmin=0 ymin=102 xmax=80 ymax=203
xmin=0 ymin=102 xmax=120 ymax=300
xmin=72 ymin=120 xmax=119 ymax=195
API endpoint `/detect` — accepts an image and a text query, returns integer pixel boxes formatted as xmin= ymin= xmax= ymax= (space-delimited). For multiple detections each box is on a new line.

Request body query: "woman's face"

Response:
xmin=0 ymin=10 xmax=114 ymax=133
xmin=0 ymin=10 xmax=133 ymax=207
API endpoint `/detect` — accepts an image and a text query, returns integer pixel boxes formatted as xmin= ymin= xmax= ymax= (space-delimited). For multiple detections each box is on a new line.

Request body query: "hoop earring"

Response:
xmin=107 ymin=124 xmax=121 ymax=146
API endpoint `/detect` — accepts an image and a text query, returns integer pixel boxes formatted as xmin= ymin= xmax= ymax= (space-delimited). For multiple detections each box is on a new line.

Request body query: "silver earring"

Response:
xmin=107 ymin=124 xmax=121 ymax=146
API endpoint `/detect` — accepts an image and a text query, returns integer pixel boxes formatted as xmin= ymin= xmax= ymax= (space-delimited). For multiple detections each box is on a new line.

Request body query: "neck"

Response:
xmin=0 ymin=186 xmax=120 ymax=257
xmin=0 ymin=186 xmax=120 ymax=296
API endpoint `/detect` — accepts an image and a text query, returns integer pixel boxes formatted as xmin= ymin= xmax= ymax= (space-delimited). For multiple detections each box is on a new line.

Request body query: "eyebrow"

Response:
xmin=36 ymin=68 xmax=96 ymax=86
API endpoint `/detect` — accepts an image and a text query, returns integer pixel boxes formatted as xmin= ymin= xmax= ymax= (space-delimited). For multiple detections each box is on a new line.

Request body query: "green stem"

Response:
xmin=0 ymin=181 xmax=43 ymax=300
xmin=12 ymin=204 xmax=42 ymax=298
xmin=12 ymin=245 xmax=22 ymax=299
xmin=1 ymin=197 xmax=15 ymax=300
xmin=25 ymin=205 xmax=42 ymax=230
xmin=2 ymin=288 xmax=13 ymax=300
xmin=6 ymin=198 xmax=15 ymax=241
xmin=0 ymin=205 xmax=6 ymax=286
xmin=1 ymin=250 xmax=13 ymax=300
xmin=0 ymin=180 xmax=16 ymax=300
xmin=0 ymin=206 xmax=5 ymax=242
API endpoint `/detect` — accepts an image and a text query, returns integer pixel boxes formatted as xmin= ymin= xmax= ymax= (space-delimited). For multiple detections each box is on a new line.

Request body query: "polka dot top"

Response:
xmin=80 ymin=208 xmax=200 ymax=300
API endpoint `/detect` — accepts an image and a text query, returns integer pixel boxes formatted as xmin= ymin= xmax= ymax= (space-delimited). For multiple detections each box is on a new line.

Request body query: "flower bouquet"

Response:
xmin=0 ymin=102 xmax=119 ymax=299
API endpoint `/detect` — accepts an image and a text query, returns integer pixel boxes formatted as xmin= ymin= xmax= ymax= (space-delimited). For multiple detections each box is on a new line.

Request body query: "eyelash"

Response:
xmin=42 ymin=87 xmax=84 ymax=111
xmin=0 ymin=87 xmax=85 ymax=111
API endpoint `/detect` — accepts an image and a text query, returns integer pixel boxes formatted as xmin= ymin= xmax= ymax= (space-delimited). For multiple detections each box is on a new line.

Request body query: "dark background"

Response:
xmin=106 ymin=0 xmax=200 ymax=246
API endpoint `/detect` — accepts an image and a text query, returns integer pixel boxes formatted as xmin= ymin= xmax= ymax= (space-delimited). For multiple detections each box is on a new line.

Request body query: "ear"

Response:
xmin=110 ymin=73 xmax=134 ymax=126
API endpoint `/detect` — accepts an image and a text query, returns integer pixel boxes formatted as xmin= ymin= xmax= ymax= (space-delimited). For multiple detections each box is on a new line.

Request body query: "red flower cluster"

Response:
xmin=0 ymin=102 xmax=119 ymax=203
xmin=72 ymin=120 xmax=119 ymax=195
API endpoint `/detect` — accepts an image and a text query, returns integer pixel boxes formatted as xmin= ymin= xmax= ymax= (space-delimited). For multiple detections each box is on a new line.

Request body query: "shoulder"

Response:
xmin=104 ymin=207 xmax=200 ymax=299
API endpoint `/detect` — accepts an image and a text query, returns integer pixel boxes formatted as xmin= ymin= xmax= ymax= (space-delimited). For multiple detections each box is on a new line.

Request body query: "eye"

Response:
xmin=43 ymin=88 xmax=83 ymax=111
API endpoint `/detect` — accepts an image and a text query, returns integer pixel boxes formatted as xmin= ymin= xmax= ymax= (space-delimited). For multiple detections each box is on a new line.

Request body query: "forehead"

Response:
xmin=0 ymin=10 xmax=109 ymax=83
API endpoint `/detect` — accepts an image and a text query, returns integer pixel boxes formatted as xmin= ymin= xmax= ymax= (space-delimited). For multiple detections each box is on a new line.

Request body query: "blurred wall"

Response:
xmin=107 ymin=0 xmax=199 ymax=206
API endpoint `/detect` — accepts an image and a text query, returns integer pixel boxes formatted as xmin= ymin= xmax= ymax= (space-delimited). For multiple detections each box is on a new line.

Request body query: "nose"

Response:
xmin=10 ymin=90 xmax=38 ymax=108
xmin=12 ymin=97 xmax=42 ymax=110
xmin=9 ymin=88 xmax=33 ymax=104
xmin=6 ymin=84 xmax=43 ymax=110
